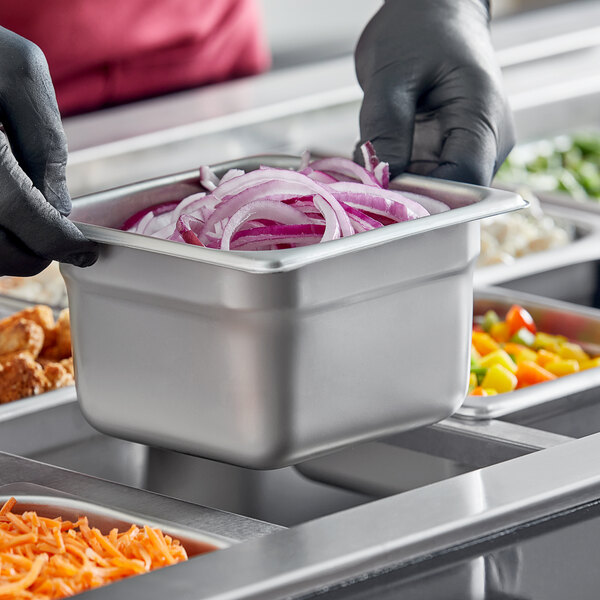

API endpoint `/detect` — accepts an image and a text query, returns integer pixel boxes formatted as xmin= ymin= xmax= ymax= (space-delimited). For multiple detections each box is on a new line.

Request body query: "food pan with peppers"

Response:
xmin=470 ymin=304 xmax=600 ymax=396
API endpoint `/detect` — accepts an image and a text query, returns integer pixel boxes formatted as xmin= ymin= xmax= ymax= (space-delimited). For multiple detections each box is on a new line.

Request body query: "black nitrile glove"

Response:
xmin=354 ymin=0 xmax=515 ymax=186
xmin=0 ymin=27 xmax=98 ymax=277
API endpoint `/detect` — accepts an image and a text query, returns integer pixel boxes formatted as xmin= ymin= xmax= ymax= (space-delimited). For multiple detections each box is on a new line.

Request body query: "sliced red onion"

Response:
xmin=397 ymin=191 xmax=450 ymax=214
xmin=373 ymin=162 xmax=389 ymax=189
xmin=122 ymin=200 xmax=179 ymax=232
xmin=220 ymin=169 xmax=245 ymax=184
xmin=141 ymin=210 xmax=179 ymax=236
xmin=203 ymin=172 xmax=353 ymax=238
xmin=172 ymin=192 xmax=207 ymax=221
xmin=231 ymin=224 xmax=325 ymax=250
xmin=312 ymin=195 xmax=341 ymax=242
xmin=360 ymin=141 xmax=379 ymax=173
xmin=200 ymin=166 xmax=220 ymax=191
xmin=309 ymin=157 xmax=379 ymax=187
xmin=220 ymin=200 xmax=312 ymax=250
xmin=168 ymin=229 xmax=184 ymax=243
xmin=150 ymin=221 xmax=177 ymax=239
xmin=327 ymin=182 xmax=430 ymax=219
xmin=206 ymin=168 xmax=353 ymax=237
xmin=120 ymin=143 xmax=444 ymax=251
xmin=176 ymin=215 xmax=205 ymax=246
xmin=299 ymin=168 xmax=338 ymax=184
xmin=339 ymin=201 xmax=383 ymax=233
xmin=299 ymin=150 xmax=311 ymax=171
xmin=134 ymin=211 xmax=156 ymax=234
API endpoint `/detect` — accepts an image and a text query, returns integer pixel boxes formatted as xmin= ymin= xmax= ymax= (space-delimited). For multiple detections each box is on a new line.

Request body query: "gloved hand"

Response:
xmin=354 ymin=0 xmax=515 ymax=186
xmin=0 ymin=27 xmax=98 ymax=277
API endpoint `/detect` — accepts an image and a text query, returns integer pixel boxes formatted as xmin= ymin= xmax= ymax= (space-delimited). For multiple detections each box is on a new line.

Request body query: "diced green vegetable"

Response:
xmin=470 ymin=366 xmax=488 ymax=385
xmin=482 ymin=310 xmax=500 ymax=333
xmin=496 ymin=132 xmax=600 ymax=201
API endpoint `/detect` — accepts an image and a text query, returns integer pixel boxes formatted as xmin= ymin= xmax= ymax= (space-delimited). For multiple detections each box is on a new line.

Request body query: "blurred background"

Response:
xmin=2 ymin=0 xmax=600 ymax=307
xmin=259 ymin=0 xmax=592 ymax=69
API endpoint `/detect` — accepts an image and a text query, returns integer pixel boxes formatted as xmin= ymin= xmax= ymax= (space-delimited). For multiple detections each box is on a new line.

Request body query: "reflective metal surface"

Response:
xmin=4 ymin=401 xmax=600 ymax=599
xmin=0 ymin=396 xmax=371 ymax=527
xmin=16 ymin=2 xmax=599 ymax=596
xmin=474 ymin=203 xmax=600 ymax=292
xmin=297 ymin=418 xmax=572 ymax=497
xmin=0 ymin=482 xmax=231 ymax=552
xmin=459 ymin=287 xmax=600 ymax=419
xmin=62 ymin=159 xmax=523 ymax=468
xmin=65 ymin=433 xmax=600 ymax=599
xmin=0 ymin=454 xmax=281 ymax=545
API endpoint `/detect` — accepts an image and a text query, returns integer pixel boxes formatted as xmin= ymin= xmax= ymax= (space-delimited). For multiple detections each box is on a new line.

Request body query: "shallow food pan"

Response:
xmin=0 ymin=481 xmax=229 ymax=598
xmin=474 ymin=202 xmax=600 ymax=290
xmin=61 ymin=156 xmax=524 ymax=468
xmin=457 ymin=287 xmax=600 ymax=421
xmin=0 ymin=482 xmax=231 ymax=552
xmin=0 ymin=297 xmax=76 ymax=418
xmin=533 ymin=188 xmax=600 ymax=217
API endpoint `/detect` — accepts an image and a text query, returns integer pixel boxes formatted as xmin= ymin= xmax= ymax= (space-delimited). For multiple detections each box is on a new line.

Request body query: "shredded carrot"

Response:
xmin=0 ymin=499 xmax=16 ymax=517
xmin=0 ymin=497 xmax=196 ymax=599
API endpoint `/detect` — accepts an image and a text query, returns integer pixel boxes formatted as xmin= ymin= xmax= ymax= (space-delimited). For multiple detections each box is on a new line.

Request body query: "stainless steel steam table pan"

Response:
xmin=0 ymin=482 xmax=231 ymax=554
xmin=530 ymin=188 xmax=600 ymax=216
xmin=457 ymin=287 xmax=600 ymax=421
xmin=474 ymin=202 xmax=600 ymax=289
xmin=62 ymin=155 xmax=525 ymax=468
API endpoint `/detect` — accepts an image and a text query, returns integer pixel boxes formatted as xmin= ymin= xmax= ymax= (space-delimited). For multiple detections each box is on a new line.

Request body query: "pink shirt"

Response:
xmin=0 ymin=0 xmax=270 ymax=115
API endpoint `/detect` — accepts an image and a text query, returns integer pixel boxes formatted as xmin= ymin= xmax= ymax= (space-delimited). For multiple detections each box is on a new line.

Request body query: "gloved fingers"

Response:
xmin=0 ymin=133 xmax=99 ymax=268
xmin=428 ymin=126 xmax=498 ymax=186
xmin=354 ymin=67 xmax=417 ymax=178
xmin=424 ymin=72 xmax=509 ymax=186
xmin=0 ymin=228 xmax=51 ymax=277
xmin=493 ymin=100 xmax=516 ymax=175
xmin=0 ymin=28 xmax=71 ymax=216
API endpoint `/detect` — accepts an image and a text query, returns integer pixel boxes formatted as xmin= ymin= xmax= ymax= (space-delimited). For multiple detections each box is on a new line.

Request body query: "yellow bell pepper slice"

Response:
xmin=533 ymin=332 xmax=562 ymax=353
xmin=536 ymin=349 xmax=560 ymax=368
xmin=472 ymin=331 xmax=499 ymax=356
xmin=479 ymin=349 xmax=518 ymax=374
xmin=489 ymin=321 xmax=510 ymax=344
xmin=481 ymin=364 xmax=518 ymax=394
xmin=558 ymin=342 xmax=590 ymax=363
xmin=545 ymin=359 xmax=580 ymax=377
xmin=580 ymin=357 xmax=600 ymax=371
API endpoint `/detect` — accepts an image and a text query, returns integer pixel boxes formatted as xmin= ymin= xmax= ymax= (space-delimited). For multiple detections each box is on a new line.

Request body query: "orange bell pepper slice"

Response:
xmin=472 ymin=331 xmax=499 ymax=356
xmin=470 ymin=386 xmax=488 ymax=396
xmin=515 ymin=360 xmax=556 ymax=387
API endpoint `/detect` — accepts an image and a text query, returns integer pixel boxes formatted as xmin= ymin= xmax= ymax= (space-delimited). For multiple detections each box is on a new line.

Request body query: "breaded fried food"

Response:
xmin=60 ymin=356 xmax=74 ymax=376
xmin=0 ymin=352 xmax=48 ymax=403
xmin=0 ymin=305 xmax=55 ymax=337
xmin=0 ymin=318 xmax=45 ymax=359
xmin=42 ymin=360 xmax=75 ymax=390
xmin=41 ymin=308 xmax=71 ymax=361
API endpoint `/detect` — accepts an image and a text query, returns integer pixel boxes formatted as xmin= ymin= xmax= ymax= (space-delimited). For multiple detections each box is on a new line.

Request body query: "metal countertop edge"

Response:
xmin=0 ymin=453 xmax=281 ymax=544
xmin=75 ymin=432 xmax=600 ymax=600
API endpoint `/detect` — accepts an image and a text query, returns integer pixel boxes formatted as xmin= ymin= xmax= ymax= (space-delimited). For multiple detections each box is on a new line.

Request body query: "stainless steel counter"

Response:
xmin=7 ymin=2 xmax=595 ymax=597
xmin=0 ymin=453 xmax=280 ymax=545
xmin=5 ymin=431 xmax=600 ymax=599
